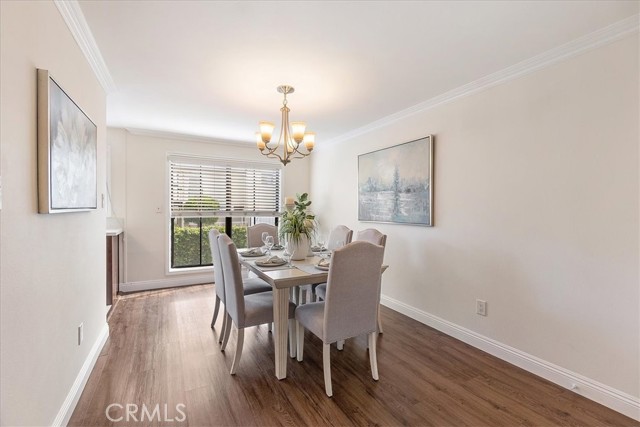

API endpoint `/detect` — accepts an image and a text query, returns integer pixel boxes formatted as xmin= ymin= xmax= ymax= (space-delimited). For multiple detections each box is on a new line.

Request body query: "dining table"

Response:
xmin=239 ymin=248 xmax=387 ymax=380
xmin=239 ymin=249 xmax=327 ymax=379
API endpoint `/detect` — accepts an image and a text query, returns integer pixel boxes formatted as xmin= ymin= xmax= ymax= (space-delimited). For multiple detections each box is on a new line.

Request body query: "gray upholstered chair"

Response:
xmin=353 ymin=228 xmax=387 ymax=333
xmin=295 ymin=241 xmax=385 ymax=396
xmin=299 ymin=225 xmax=353 ymax=305
xmin=247 ymin=223 xmax=279 ymax=248
xmin=208 ymin=229 xmax=271 ymax=346
xmin=217 ymin=234 xmax=297 ymax=374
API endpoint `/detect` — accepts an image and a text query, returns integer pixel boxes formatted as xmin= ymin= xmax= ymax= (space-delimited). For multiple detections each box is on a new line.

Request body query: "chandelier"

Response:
xmin=256 ymin=85 xmax=315 ymax=166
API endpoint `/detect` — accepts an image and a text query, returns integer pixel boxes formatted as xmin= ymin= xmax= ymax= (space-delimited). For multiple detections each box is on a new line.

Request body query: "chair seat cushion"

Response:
xmin=295 ymin=302 xmax=325 ymax=339
xmin=243 ymin=277 xmax=272 ymax=295
xmin=242 ymin=291 xmax=296 ymax=328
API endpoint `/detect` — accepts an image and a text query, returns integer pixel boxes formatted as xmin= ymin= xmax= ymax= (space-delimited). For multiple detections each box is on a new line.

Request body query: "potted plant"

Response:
xmin=279 ymin=193 xmax=316 ymax=260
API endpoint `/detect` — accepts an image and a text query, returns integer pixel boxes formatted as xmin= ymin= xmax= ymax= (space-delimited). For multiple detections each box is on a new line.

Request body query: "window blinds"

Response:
xmin=169 ymin=156 xmax=281 ymax=218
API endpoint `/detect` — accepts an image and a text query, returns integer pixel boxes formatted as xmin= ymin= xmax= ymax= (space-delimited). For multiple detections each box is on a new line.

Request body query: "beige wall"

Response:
xmin=107 ymin=129 xmax=310 ymax=287
xmin=0 ymin=1 xmax=108 ymax=425
xmin=311 ymin=35 xmax=639 ymax=398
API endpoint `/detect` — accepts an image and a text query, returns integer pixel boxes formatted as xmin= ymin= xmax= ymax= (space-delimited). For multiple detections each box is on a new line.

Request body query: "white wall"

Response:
xmin=311 ymin=35 xmax=639 ymax=404
xmin=0 ymin=1 xmax=108 ymax=425
xmin=107 ymin=129 xmax=310 ymax=289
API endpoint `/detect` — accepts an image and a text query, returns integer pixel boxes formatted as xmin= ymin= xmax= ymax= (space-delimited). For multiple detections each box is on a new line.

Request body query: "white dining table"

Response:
xmin=239 ymin=250 xmax=329 ymax=380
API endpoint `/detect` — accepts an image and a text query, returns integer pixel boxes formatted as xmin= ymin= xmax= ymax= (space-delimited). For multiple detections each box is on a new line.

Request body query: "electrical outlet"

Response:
xmin=476 ymin=299 xmax=487 ymax=316
xmin=155 ymin=207 xmax=162 ymax=214
xmin=78 ymin=323 xmax=84 ymax=345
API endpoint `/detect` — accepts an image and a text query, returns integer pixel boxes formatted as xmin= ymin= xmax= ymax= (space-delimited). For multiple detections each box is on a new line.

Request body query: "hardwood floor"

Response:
xmin=69 ymin=285 xmax=637 ymax=426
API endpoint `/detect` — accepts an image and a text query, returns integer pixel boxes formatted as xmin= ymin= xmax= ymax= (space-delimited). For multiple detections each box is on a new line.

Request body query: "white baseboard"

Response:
xmin=52 ymin=322 xmax=109 ymax=427
xmin=380 ymin=295 xmax=640 ymax=421
xmin=120 ymin=274 xmax=212 ymax=293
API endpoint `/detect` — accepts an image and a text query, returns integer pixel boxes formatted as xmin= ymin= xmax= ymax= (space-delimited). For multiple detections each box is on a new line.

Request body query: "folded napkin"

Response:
xmin=257 ymin=256 xmax=286 ymax=266
xmin=311 ymin=245 xmax=327 ymax=252
xmin=317 ymin=258 xmax=330 ymax=268
xmin=241 ymin=247 xmax=264 ymax=256
xmin=272 ymin=244 xmax=284 ymax=250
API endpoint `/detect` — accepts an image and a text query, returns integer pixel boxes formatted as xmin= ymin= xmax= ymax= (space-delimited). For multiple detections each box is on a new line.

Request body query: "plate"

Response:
xmin=256 ymin=259 xmax=287 ymax=267
xmin=239 ymin=250 xmax=265 ymax=257
xmin=315 ymin=263 xmax=330 ymax=271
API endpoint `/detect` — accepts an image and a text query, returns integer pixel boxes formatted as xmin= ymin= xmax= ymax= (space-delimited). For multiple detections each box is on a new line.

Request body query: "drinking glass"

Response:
xmin=265 ymin=235 xmax=274 ymax=256
xmin=283 ymin=242 xmax=293 ymax=268
xmin=316 ymin=234 xmax=326 ymax=253
xmin=261 ymin=232 xmax=269 ymax=249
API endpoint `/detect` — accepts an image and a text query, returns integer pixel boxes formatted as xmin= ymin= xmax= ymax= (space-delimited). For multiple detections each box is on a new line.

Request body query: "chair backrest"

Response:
xmin=355 ymin=228 xmax=387 ymax=248
xmin=247 ymin=223 xmax=279 ymax=247
xmin=208 ymin=229 xmax=225 ymax=300
xmin=217 ymin=234 xmax=245 ymax=326
xmin=323 ymin=241 xmax=384 ymax=343
xmin=327 ymin=225 xmax=353 ymax=250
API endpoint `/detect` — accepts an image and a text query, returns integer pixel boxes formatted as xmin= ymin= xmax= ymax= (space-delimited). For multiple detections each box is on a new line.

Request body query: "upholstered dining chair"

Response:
xmin=354 ymin=228 xmax=387 ymax=333
xmin=247 ymin=223 xmax=279 ymax=248
xmin=299 ymin=225 xmax=353 ymax=305
xmin=295 ymin=241 xmax=385 ymax=396
xmin=218 ymin=234 xmax=297 ymax=374
xmin=208 ymin=229 xmax=272 ymax=346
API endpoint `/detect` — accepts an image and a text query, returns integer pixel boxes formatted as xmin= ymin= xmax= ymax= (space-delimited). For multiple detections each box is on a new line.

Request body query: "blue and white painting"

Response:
xmin=358 ymin=136 xmax=433 ymax=226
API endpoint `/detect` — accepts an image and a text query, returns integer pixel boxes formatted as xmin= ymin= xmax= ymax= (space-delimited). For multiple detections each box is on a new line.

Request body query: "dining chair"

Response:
xmin=354 ymin=228 xmax=387 ymax=333
xmin=247 ymin=223 xmax=279 ymax=248
xmin=295 ymin=241 xmax=385 ymax=396
xmin=208 ymin=229 xmax=272 ymax=346
xmin=299 ymin=225 xmax=353 ymax=305
xmin=218 ymin=234 xmax=297 ymax=374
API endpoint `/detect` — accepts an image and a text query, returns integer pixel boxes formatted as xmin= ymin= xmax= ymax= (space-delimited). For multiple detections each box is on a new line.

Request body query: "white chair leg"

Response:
xmin=299 ymin=287 xmax=306 ymax=305
xmin=221 ymin=313 xmax=232 ymax=351
xmin=337 ymin=340 xmax=344 ymax=351
xmin=211 ymin=295 xmax=220 ymax=329
xmin=323 ymin=343 xmax=332 ymax=397
xmin=230 ymin=327 xmax=244 ymax=375
xmin=296 ymin=322 xmax=304 ymax=362
xmin=377 ymin=308 xmax=384 ymax=334
xmin=288 ymin=319 xmax=296 ymax=358
xmin=368 ymin=332 xmax=379 ymax=381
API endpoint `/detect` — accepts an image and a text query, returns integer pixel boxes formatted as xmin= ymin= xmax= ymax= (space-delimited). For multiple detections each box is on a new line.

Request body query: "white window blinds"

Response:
xmin=169 ymin=156 xmax=281 ymax=218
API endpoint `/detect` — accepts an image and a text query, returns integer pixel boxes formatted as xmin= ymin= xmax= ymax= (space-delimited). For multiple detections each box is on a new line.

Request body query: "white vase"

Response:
xmin=288 ymin=235 xmax=310 ymax=260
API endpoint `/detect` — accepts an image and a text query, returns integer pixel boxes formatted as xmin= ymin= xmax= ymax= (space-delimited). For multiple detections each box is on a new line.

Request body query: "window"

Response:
xmin=169 ymin=156 xmax=281 ymax=269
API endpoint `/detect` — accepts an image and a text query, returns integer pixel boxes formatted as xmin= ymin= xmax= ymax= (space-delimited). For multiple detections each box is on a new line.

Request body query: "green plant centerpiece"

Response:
xmin=279 ymin=193 xmax=316 ymax=260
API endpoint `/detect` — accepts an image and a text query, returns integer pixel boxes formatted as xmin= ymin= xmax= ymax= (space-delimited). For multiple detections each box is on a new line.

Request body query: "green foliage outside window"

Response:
xmin=172 ymin=223 xmax=248 ymax=267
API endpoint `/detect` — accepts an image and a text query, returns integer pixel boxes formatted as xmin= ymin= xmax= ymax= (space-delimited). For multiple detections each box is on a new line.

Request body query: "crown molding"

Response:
xmin=54 ymin=0 xmax=117 ymax=93
xmin=321 ymin=14 xmax=639 ymax=149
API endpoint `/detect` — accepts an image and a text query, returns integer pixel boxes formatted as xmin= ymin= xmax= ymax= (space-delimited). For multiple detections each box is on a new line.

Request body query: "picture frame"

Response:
xmin=37 ymin=69 xmax=97 ymax=213
xmin=358 ymin=135 xmax=433 ymax=226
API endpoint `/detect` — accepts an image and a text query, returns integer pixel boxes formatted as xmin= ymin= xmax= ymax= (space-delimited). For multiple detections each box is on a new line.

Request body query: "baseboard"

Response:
xmin=119 ymin=274 xmax=212 ymax=293
xmin=380 ymin=295 xmax=640 ymax=421
xmin=52 ymin=322 xmax=109 ymax=427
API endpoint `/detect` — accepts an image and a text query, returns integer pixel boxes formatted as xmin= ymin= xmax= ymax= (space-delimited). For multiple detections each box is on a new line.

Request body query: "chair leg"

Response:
xmin=230 ymin=327 xmax=244 ymax=375
xmin=323 ymin=343 xmax=332 ymax=397
xmin=299 ymin=287 xmax=306 ymax=305
xmin=268 ymin=322 xmax=272 ymax=333
xmin=377 ymin=309 xmax=384 ymax=334
xmin=288 ymin=319 xmax=297 ymax=358
xmin=296 ymin=322 xmax=304 ymax=362
xmin=221 ymin=313 xmax=232 ymax=351
xmin=211 ymin=295 xmax=220 ymax=329
xmin=368 ymin=332 xmax=379 ymax=381
xmin=337 ymin=340 xmax=344 ymax=351
xmin=219 ymin=310 xmax=228 ymax=344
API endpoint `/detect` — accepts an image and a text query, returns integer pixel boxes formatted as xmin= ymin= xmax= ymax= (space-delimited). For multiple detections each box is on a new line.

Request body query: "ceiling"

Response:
xmin=78 ymin=1 xmax=638 ymax=145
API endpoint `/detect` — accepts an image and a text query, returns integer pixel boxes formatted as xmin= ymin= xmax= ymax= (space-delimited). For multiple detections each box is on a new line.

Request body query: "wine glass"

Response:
xmin=265 ymin=235 xmax=274 ymax=256
xmin=283 ymin=241 xmax=293 ymax=268
xmin=316 ymin=234 xmax=326 ymax=253
xmin=261 ymin=232 xmax=269 ymax=250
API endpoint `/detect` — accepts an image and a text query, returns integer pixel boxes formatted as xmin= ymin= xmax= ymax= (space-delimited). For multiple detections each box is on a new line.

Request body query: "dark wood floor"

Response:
xmin=69 ymin=284 xmax=637 ymax=427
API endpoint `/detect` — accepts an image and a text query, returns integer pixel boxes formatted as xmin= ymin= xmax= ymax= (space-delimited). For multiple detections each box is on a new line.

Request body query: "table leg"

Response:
xmin=273 ymin=287 xmax=289 ymax=379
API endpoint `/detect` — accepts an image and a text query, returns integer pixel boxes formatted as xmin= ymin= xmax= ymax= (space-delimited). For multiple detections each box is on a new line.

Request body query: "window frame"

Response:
xmin=165 ymin=154 xmax=282 ymax=273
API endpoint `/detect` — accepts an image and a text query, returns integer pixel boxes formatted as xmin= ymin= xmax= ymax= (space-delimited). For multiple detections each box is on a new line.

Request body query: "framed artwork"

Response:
xmin=358 ymin=135 xmax=433 ymax=226
xmin=37 ymin=69 xmax=97 ymax=213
